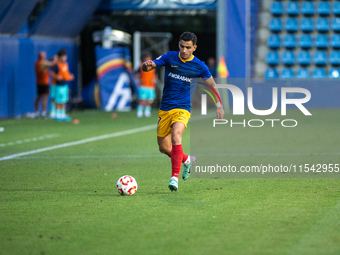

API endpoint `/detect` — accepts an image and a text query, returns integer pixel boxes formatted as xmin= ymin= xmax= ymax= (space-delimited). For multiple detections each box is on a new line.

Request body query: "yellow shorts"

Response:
xmin=157 ymin=109 xmax=191 ymax=137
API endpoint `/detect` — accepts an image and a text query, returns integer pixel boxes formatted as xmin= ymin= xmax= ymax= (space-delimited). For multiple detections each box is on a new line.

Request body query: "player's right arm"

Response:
xmin=142 ymin=60 xmax=157 ymax=72
xmin=41 ymin=55 xmax=57 ymax=71
xmin=49 ymin=66 xmax=60 ymax=81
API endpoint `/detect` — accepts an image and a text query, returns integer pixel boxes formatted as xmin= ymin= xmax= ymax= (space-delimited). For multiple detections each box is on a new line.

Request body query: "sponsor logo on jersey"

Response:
xmin=168 ymin=72 xmax=192 ymax=83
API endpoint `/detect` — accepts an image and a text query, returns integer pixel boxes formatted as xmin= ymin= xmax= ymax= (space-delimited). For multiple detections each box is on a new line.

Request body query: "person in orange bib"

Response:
xmin=49 ymin=49 xmax=74 ymax=122
xmin=137 ymin=53 xmax=157 ymax=117
xmin=32 ymin=51 xmax=56 ymax=118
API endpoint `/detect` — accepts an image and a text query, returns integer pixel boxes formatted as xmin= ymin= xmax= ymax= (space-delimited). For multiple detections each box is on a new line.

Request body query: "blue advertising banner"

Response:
xmin=95 ymin=46 xmax=137 ymax=111
xmin=99 ymin=0 xmax=216 ymax=10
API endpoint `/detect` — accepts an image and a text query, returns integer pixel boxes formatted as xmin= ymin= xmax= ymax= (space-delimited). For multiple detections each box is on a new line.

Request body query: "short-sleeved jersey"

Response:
xmin=139 ymin=63 xmax=156 ymax=88
xmin=52 ymin=61 xmax=72 ymax=85
xmin=35 ymin=60 xmax=49 ymax=86
xmin=153 ymin=51 xmax=212 ymax=112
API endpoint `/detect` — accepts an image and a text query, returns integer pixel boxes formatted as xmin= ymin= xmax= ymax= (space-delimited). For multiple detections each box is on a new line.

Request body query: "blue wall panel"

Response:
xmin=0 ymin=37 xmax=78 ymax=118
xmin=226 ymin=0 xmax=246 ymax=78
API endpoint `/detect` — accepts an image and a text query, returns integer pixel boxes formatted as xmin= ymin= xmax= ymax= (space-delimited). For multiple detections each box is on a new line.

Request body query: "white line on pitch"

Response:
xmin=0 ymin=125 xmax=156 ymax=162
xmin=14 ymin=155 xmax=163 ymax=159
xmin=0 ymin=113 xmax=214 ymax=161
xmin=0 ymin=134 xmax=59 ymax=147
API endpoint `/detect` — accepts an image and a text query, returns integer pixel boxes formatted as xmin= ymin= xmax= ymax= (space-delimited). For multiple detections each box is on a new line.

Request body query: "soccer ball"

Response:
xmin=116 ymin=175 xmax=138 ymax=195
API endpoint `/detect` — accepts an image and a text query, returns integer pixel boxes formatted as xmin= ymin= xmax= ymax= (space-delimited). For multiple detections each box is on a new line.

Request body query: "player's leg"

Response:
xmin=167 ymin=122 xmax=186 ymax=191
xmin=172 ymin=110 xmax=195 ymax=181
xmin=144 ymin=88 xmax=155 ymax=117
xmin=41 ymin=90 xmax=49 ymax=118
xmin=59 ymin=85 xmax=71 ymax=121
xmin=165 ymin=144 xmax=194 ymax=181
xmin=144 ymin=100 xmax=152 ymax=117
xmin=55 ymin=103 xmax=62 ymax=121
xmin=50 ymin=85 xmax=56 ymax=119
xmin=137 ymin=100 xmax=145 ymax=118
xmin=157 ymin=134 xmax=172 ymax=155
xmin=34 ymin=94 xmax=42 ymax=117
xmin=55 ymin=86 xmax=61 ymax=121
xmin=137 ymin=87 xmax=146 ymax=117
xmin=61 ymin=103 xmax=71 ymax=121
xmin=55 ymin=85 xmax=67 ymax=121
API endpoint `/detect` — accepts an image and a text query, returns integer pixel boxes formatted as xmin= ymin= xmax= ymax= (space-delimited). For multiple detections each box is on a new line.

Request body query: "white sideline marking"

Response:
xmin=0 ymin=125 xmax=155 ymax=162
xmin=15 ymin=155 xmax=163 ymax=159
xmin=0 ymin=113 xmax=213 ymax=161
xmin=0 ymin=134 xmax=59 ymax=147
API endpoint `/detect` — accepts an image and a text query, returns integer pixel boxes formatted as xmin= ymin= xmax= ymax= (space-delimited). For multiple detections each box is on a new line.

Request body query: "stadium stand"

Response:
xmin=299 ymin=34 xmax=312 ymax=48
xmin=268 ymin=34 xmax=281 ymax=48
xmin=269 ymin=18 xmax=283 ymax=32
xmin=329 ymin=67 xmax=340 ymax=78
xmin=316 ymin=18 xmax=329 ymax=32
xmin=284 ymin=34 xmax=297 ymax=48
xmin=297 ymin=68 xmax=310 ymax=79
xmin=286 ymin=18 xmax=298 ymax=32
xmin=332 ymin=18 xmax=340 ymax=31
xmin=312 ymin=68 xmax=326 ymax=79
xmin=315 ymin=34 xmax=328 ymax=48
xmin=298 ymin=51 xmax=311 ymax=65
xmin=266 ymin=50 xmax=280 ymax=65
xmin=301 ymin=18 xmax=314 ymax=32
xmin=259 ymin=0 xmax=340 ymax=79
xmin=287 ymin=2 xmax=299 ymax=16
xmin=281 ymin=67 xmax=294 ymax=79
xmin=282 ymin=50 xmax=295 ymax=65
xmin=264 ymin=67 xmax=279 ymax=78
xmin=314 ymin=50 xmax=327 ymax=65
xmin=331 ymin=34 xmax=340 ymax=48
xmin=334 ymin=2 xmax=340 ymax=16
xmin=302 ymin=2 xmax=315 ymax=16
xmin=318 ymin=2 xmax=331 ymax=16
xmin=330 ymin=50 xmax=340 ymax=65
xmin=271 ymin=2 xmax=284 ymax=16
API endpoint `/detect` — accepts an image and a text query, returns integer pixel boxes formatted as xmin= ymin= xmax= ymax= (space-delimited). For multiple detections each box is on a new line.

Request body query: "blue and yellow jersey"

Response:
xmin=153 ymin=51 xmax=212 ymax=112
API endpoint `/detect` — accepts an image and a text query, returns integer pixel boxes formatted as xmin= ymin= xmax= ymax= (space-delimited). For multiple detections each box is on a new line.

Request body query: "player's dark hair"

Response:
xmin=57 ymin=49 xmax=67 ymax=57
xmin=179 ymin=32 xmax=197 ymax=45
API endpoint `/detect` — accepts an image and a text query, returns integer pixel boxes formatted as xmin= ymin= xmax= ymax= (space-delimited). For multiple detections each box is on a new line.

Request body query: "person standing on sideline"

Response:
xmin=207 ymin=57 xmax=217 ymax=79
xmin=33 ymin=51 xmax=56 ymax=118
xmin=137 ymin=53 xmax=157 ymax=117
xmin=142 ymin=32 xmax=224 ymax=191
xmin=49 ymin=49 xmax=74 ymax=122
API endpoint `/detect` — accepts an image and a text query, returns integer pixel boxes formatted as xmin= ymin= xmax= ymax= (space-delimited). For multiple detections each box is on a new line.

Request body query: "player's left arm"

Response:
xmin=204 ymin=76 xmax=224 ymax=119
xmin=67 ymin=64 xmax=74 ymax=81
xmin=69 ymin=71 xmax=74 ymax=81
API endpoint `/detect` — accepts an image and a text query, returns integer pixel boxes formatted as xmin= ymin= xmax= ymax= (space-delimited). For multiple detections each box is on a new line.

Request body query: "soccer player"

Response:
xmin=33 ymin=51 xmax=56 ymax=118
xmin=50 ymin=49 xmax=74 ymax=122
xmin=137 ymin=53 xmax=157 ymax=118
xmin=142 ymin=32 xmax=224 ymax=191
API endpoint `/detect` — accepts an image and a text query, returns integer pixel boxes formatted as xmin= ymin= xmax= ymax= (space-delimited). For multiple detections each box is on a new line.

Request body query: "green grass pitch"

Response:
xmin=0 ymin=109 xmax=339 ymax=255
